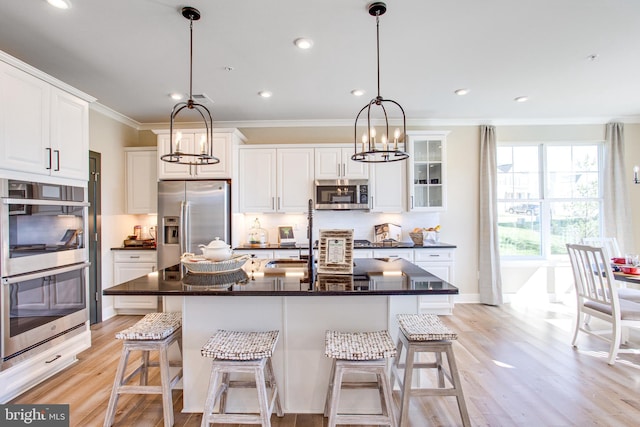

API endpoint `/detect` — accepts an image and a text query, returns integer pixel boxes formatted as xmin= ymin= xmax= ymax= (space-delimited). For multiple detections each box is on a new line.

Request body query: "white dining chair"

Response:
xmin=566 ymin=243 xmax=640 ymax=365
xmin=581 ymin=237 xmax=622 ymax=260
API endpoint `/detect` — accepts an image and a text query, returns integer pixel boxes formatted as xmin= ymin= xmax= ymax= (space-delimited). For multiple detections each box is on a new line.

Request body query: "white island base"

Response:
xmin=175 ymin=295 xmax=420 ymax=414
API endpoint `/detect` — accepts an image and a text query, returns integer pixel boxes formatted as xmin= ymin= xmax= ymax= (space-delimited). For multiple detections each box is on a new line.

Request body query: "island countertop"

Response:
xmin=103 ymin=257 xmax=458 ymax=297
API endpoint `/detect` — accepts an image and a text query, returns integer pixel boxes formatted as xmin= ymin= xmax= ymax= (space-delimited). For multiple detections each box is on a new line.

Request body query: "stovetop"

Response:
xmin=354 ymin=239 xmax=373 ymax=248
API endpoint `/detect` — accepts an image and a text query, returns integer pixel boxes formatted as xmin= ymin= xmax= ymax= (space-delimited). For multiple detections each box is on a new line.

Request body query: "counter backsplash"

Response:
xmin=232 ymin=211 xmax=441 ymax=248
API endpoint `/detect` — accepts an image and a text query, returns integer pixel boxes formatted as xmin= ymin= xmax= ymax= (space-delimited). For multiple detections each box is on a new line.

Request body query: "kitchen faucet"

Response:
xmin=307 ymin=199 xmax=314 ymax=284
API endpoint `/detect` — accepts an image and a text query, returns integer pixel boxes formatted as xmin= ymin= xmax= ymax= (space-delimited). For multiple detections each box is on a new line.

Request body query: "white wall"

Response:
xmin=89 ymin=109 xmax=154 ymax=319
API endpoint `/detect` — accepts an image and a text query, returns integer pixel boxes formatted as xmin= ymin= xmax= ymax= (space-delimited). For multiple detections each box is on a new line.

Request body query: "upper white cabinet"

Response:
xmin=406 ymin=131 xmax=448 ymax=211
xmin=370 ymin=160 xmax=405 ymax=212
xmin=238 ymin=147 xmax=314 ymax=213
xmin=125 ymin=147 xmax=157 ymax=214
xmin=155 ymin=128 xmax=245 ymax=179
xmin=50 ymin=87 xmax=89 ymax=181
xmin=0 ymin=61 xmax=89 ymax=181
xmin=314 ymin=147 xmax=368 ymax=180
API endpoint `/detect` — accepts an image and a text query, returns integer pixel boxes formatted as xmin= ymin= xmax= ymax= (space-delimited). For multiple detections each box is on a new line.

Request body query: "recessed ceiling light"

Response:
xmin=169 ymin=93 xmax=183 ymax=101
xmin=454 ymin=88 xmax=469 ymax=96
xmin=294 ymin=38 xmax=313 ymax=49
xmin=514 ymin=96 xmax=529 ymax=103
xmin=258 ymin=91 xmax=272 ymax=98
xmin=351 ymin=89 xmax=365 ymax=97
xmin=46 ymin=0 xmax=71 ymax=9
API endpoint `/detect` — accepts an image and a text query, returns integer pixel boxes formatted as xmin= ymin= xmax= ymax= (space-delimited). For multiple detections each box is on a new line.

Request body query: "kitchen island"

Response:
xmin=104 ymin=258 xmax=458 ymax=414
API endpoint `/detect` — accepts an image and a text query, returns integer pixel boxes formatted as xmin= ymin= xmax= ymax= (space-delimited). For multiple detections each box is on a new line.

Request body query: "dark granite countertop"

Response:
xmin=103 ymin=258 xmax=458 ymax=297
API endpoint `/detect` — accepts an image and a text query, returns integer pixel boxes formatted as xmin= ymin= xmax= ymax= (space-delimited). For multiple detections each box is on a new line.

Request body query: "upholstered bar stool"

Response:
xmin=200 ymin=330 xmax=283 ymax=427
xmin=104 ymin=312 xmax=183 ymax=427
xmin=390 ymin=314 xmax=471 ymax=427
xmin=324 ymin=330 xmax=397 ymax=427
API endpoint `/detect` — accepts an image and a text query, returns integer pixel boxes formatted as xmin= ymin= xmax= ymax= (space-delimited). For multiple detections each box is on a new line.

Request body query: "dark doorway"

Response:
xmin=88 ymin=151 xmax=102 ymax=324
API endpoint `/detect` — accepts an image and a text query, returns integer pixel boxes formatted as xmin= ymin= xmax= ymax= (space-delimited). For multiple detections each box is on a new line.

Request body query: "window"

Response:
xmin=497 ymin=142 xmax=603 ymax=258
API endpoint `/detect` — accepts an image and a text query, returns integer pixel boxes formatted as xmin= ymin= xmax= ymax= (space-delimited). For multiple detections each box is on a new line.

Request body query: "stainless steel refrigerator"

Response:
xmin=157 ymin=180 xmax=231 ymax=270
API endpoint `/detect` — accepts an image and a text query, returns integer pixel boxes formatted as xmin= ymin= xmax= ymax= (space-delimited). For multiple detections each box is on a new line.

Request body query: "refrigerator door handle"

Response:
xmin=184 ymin=201 xmax=191 ymax=253
xmin=179 ymin=200 xmax=186 ymax=255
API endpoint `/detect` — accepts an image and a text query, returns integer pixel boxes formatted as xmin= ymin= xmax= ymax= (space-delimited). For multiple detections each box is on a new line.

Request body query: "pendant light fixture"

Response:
xmin=161 ymin=6 xmax=219 ymax=166
xmin=352 ymin=2 xmax=408 ymax=163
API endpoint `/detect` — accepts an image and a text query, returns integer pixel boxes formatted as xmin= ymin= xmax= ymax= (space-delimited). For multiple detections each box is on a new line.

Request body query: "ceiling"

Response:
xmin=1 ymin=0 xmax=640 ymax=127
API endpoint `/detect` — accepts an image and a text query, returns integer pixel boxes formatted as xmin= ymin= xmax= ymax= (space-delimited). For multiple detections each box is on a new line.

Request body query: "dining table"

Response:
xmin=613 ymin=271 xmax=640 ymax=287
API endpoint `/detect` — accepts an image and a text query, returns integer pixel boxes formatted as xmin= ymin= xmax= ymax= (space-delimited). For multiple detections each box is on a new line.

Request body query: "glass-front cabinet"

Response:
xmin=407 ymin=131 xmax=448 ymax=211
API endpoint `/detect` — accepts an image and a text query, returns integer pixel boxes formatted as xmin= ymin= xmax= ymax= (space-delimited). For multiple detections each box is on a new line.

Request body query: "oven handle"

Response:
xmin=2 ymin=261 xmax=90 ymax=284
xmin=2 ymin=198 xmax=90 ymax=207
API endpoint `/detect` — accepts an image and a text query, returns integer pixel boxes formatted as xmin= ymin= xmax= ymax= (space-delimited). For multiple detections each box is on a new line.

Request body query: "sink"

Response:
xmin=264 ymin=259 xmax=310 ymax=274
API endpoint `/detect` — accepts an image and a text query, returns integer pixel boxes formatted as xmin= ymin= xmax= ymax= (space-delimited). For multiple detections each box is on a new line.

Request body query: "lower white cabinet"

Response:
xmin=413 ymin=248 xmax=455 ymax=314
xmin=0 ymin=328 xmax=91 ymax=403
xmin=113 ymin=250 xmax=157 ymax=313
xmin=373 ymin=249 xmax=413 ymax=262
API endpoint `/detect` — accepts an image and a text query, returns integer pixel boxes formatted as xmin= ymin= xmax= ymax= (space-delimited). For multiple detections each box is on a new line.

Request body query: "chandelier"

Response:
xmin=160 ymin=6 xmax=219 ymax=166
xmin=352 ymin=2 xmax=409 ymax=163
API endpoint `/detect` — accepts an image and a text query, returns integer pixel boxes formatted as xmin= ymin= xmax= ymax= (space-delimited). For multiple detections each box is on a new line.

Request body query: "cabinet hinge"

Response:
xmin=95 ymin=291 xmax=100 ymax=302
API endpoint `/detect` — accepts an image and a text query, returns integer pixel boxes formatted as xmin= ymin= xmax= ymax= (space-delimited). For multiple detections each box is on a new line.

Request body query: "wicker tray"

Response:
xmin=182 ymin=269 xmax=249 ymax=288
xmin=181 ymin=254 xmax=250 ymax=274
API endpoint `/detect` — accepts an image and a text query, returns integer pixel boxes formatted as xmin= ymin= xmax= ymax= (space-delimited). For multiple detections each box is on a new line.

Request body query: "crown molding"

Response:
xmin=90 ymin=103 xmax=141 ymax=130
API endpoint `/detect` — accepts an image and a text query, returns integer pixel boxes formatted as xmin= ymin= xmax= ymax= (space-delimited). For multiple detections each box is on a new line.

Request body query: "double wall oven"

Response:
xmin=1 ymin=179 xmax=90 ymax=369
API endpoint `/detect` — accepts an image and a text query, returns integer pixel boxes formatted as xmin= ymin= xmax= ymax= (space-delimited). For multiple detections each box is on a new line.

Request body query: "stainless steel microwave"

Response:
xmin=314 ymin=179 xmax=370 ymax=210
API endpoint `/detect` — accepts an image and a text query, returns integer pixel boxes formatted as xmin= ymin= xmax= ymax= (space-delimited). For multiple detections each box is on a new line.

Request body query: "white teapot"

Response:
xmin=199 ymin=237 xmax=233 ymax=261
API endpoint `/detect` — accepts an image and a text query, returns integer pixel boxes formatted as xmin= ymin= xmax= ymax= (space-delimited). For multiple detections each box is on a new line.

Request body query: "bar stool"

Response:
xmin=104 ymin=312 xmax=183 ymax=427
xmin=324 ymin=330 xmax=397 ymax=427
xmin=200 ymin=330 xmax=283 ymax=427
xmin=390 ymin=314 xmax=471 ymax=427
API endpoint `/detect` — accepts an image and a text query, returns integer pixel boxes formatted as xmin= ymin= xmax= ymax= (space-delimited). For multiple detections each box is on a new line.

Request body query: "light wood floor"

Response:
xmin=10 ymin=302 xmax=640 ymax=426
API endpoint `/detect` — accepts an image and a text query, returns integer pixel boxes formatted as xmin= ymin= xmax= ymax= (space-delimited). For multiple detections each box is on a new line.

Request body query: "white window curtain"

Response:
xmin=603 ymin=122 xmax=634 ymax=253
xmin=479 ymin=125 xmax=503 ymax=305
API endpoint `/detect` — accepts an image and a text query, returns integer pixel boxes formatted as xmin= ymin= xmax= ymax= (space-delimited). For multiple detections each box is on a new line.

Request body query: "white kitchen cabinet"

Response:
xmin=413 ymin=248 xmax=455 ymax=314
xmin=406 ymin=131 xmax=448 ymax=211
xmin=233 ymin=249 xmax=275 ymax=259
xmin=373 ymin=249 xmax=413 ymax=262
xmin=0 ymin=61 xmax=89 ymax=181
xmin=155 ymin=128 xmax=245 ymax=179
xmin=314 ymin=147 xmax=368 ymax=180
xmin=125 ymin=147 xmax=157 ymax=214
xmin=113 ymin=250 xmax=157 ymax=313
xmin=49 ymin=87 xmax=89 ymax=181
xmin=370 ymin=159 xmax=405 ymax=212
xmin=238 ymin=147 xmax=314 ymax=213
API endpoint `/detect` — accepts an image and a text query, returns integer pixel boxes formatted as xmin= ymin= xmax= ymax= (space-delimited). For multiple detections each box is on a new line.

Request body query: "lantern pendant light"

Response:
xmin=352 ymin=2 xmax=409 ymax=163
xmin=160 ymin=6 xmax=219 ymax=166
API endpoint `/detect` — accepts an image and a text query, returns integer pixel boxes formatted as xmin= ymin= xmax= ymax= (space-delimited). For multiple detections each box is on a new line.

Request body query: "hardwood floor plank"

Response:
xmin=9 ymin=304 xmax=640 ymax=426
